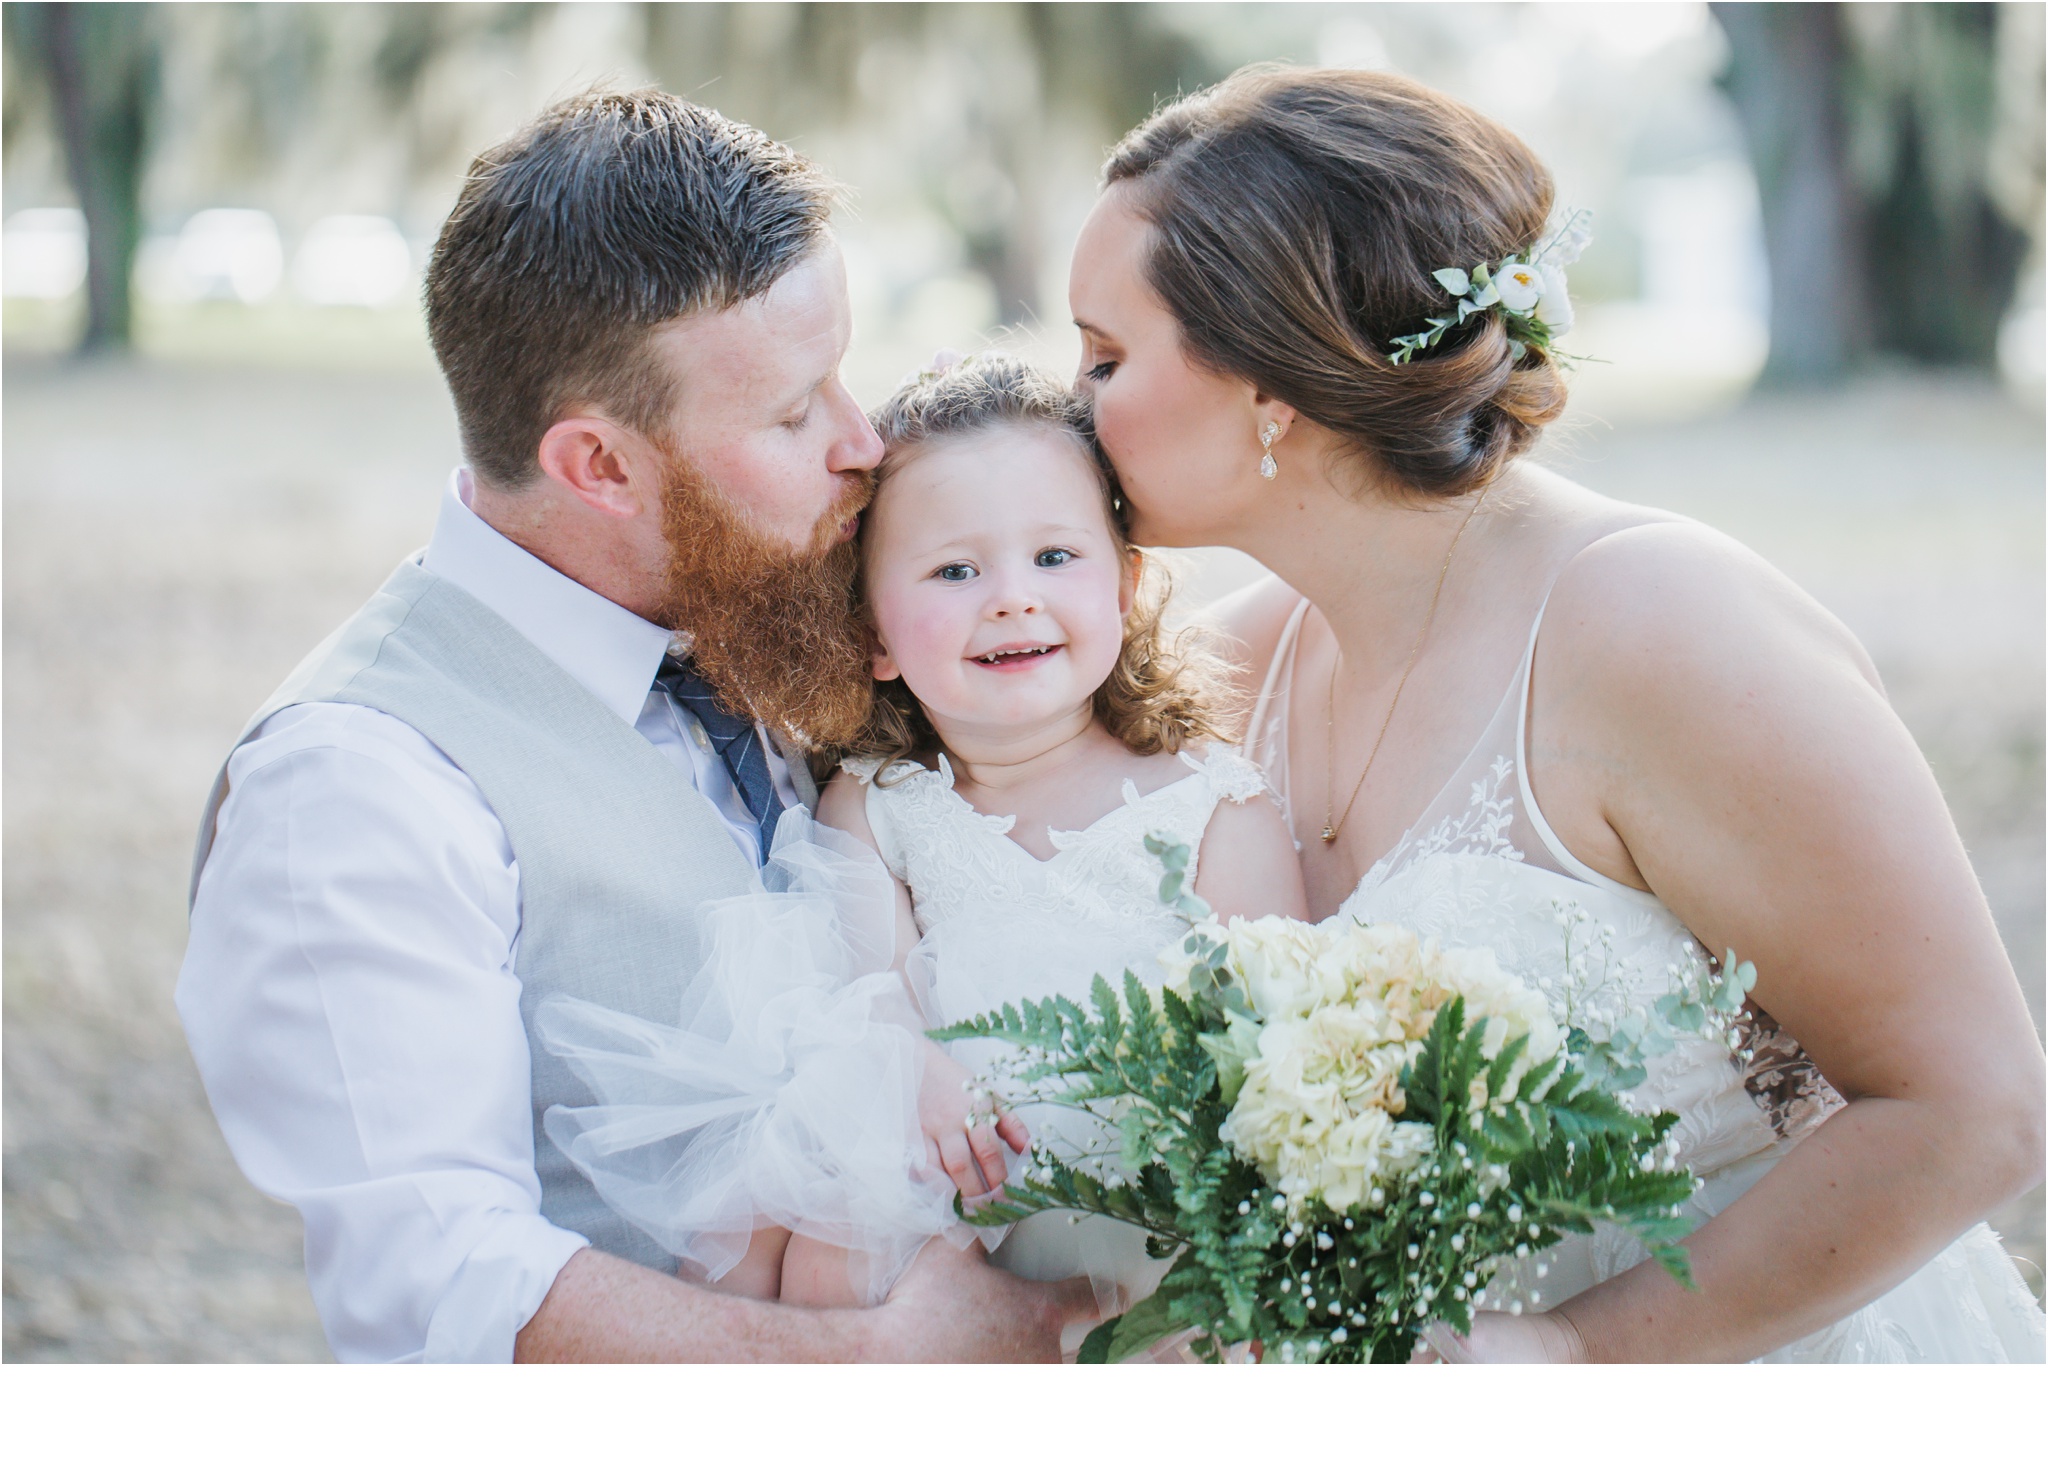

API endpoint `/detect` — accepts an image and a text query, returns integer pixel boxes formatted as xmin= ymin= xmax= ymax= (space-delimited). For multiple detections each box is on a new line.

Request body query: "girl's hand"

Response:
xmin=917 ymin=1041 xmax=1028 ymax=1205
xmin=1411 ymin=1308 xmax=1588 ymax=1364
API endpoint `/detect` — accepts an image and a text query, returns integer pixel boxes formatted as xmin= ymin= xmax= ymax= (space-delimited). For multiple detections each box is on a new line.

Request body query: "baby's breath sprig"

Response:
xmin=1551 ymin=894 xmax=1760 ymax=1093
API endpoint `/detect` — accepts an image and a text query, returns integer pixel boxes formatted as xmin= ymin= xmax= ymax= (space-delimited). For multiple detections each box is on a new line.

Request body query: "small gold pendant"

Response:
xmin=1320 ymin=825 xmax=1337 ymax=844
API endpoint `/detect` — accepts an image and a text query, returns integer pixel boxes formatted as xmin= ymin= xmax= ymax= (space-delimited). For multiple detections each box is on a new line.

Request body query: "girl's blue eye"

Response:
xmin=1086 ymin=361 xmax=1116 ymax=383
xmin=935 ymin=563 xmax=978 ymax=583
xmin=1035 ymin=547 xmax=1075 ymax=568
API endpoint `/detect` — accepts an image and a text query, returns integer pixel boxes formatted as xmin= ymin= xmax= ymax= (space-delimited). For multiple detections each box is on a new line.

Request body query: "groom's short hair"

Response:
xmin=426 ymin=88 xmax=836 ymax=488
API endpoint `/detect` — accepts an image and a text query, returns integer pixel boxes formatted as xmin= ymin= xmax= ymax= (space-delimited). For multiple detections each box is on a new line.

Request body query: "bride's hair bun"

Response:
xmin=1104 ymin=65 xmax=1567 ymax=499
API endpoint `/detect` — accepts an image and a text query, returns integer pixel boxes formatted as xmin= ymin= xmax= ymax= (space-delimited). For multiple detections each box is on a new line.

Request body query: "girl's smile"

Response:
xmin=968 ymin=641 xmax=1065 ymax=670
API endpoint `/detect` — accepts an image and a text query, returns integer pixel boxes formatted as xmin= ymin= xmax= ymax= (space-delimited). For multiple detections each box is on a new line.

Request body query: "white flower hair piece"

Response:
xmin=1387 ymin=208 xmax=1593 ymax=366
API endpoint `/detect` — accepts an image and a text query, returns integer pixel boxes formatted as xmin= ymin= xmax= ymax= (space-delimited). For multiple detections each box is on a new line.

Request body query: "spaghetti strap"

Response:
xmin=1243 ymin=596 xmax=1310 ymax=751
xmin=1243 ymin=595 xmax=1311 ymax=841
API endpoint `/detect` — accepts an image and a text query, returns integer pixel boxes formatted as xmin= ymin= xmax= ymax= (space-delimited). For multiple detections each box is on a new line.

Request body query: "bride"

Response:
xmin=1067 ymin=65 xmax=2046 ymax=1362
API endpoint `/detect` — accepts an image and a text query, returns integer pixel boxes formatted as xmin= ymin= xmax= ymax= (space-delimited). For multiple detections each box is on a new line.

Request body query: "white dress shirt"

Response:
xmin=177 ymin=471 xmax=796 ymax=1363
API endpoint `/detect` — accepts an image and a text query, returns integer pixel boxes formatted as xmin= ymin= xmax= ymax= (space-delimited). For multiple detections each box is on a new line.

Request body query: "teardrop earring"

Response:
xmin=1258 ymin=422 xmax=1280 ymax=480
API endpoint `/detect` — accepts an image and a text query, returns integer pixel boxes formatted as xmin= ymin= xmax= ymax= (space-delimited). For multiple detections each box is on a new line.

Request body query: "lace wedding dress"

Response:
xmin=536 ymin=744 xmax=1268 ymax=1311
xmin=1248 ymin=591 xmax=2044 ymax=1362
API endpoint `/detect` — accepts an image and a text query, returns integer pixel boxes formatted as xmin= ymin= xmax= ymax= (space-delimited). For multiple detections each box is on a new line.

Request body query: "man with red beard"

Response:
xmin=176 ymin=89 xmax=1085 ymax=1363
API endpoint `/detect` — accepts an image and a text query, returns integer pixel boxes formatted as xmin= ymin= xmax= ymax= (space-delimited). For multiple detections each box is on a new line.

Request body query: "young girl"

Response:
xmin=538 ymin=354 xmax=1306 ymax=1314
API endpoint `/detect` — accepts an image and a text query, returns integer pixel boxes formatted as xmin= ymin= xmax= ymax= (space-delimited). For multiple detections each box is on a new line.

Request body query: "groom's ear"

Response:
xmin=536 ymin=416 xmax=648 ymax=518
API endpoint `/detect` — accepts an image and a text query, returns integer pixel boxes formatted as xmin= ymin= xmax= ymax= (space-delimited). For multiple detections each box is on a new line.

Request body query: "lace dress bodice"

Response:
xmin=843 ymin=744 xmax=1273 ymax=1307
xmin=1245 ymin=589 xmax=2044 ymax=1362
xmin=1251 ymin=597 xmax=1833 ymax=1172
xmin=844 ymin=744 xmax=1269 ymax=1020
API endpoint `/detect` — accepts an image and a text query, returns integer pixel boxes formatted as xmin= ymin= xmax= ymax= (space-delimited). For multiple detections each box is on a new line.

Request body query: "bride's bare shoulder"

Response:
xmin=1543 ymin=518 xmax=1881 ymax=698
xmin=1191 ymin=573 xmax=1304 ymax=691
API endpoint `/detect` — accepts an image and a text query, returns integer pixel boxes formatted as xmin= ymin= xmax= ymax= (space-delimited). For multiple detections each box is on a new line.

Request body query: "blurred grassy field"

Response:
xmin=4 ymin=354 xmax=2041 ymax=1361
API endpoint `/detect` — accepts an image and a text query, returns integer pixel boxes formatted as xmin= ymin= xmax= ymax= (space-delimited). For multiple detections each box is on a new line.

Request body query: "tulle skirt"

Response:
xmin=537 ymin=811 xmax=971 ymax=1304
xmin=537 ymin=809 xmax=1172 ymax=1308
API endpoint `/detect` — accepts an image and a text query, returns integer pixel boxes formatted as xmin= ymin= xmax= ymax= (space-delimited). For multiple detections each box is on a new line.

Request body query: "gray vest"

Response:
xmin=192 ymin=555 xmax=792 ymax=1270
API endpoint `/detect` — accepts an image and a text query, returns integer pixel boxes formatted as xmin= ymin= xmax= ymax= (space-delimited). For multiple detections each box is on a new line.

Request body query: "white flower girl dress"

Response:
xmin=536 ymin=744 xmax=1271 ymax=1310
xmin=1248 ymin=591 xmax=2045 ymax=1362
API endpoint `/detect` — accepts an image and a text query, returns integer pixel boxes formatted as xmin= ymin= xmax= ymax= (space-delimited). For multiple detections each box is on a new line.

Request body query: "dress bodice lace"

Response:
xmin=1247 ymin=595 xmax=1839 ymax=1165
xmin=1243 ymin=583 xmax=2043 ymax=1362
xmin=843 ymin=743 xmax=1268 ymax=1002
xmin=840 ymin=743 xmax=1272 ymax=1308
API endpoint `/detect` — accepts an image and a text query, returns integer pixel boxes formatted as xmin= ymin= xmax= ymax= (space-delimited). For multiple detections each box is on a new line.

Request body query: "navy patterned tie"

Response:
xmin=654 ymin=654 xmax=782 ymax=860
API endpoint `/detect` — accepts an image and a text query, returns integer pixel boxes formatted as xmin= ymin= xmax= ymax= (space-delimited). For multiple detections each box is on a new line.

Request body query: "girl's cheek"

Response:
xmin=1070 ymin=577 xmax=1129 ymax=682
xmin=883 ymin=595 xmax=971 ymax=692
xmin=866 ymin=583 xmax=920 ymax=676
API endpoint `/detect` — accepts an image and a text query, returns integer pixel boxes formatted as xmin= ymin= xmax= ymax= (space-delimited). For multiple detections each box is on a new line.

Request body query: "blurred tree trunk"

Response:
xmin=1847 ymin=4 xmax=2031 ymax=364
xmin=40 ymin=2 xmax=156 ymax=353
xmin=1714 ymin=2 xmax=2034 ymax=381
xmin=1712 ymin=3 xmax=1863 ymax=380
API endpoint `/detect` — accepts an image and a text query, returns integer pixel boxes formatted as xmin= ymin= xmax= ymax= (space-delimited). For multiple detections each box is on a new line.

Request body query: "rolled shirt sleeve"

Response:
xmin=178 ymin=703 xmax=588 ymax=1362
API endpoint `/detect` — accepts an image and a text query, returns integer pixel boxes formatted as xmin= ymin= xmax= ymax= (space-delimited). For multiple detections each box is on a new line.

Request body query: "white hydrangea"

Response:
xmin=1229 ymin=915 xmax=1346 ymax=1020
xmin=1203 ymin=917 xmax=1562 ymax=1212
xmin=1221 ymin=1006 xmax=1435 ymax=1209
xmin=1432 ymin=946 xmax=1563 ymax=1067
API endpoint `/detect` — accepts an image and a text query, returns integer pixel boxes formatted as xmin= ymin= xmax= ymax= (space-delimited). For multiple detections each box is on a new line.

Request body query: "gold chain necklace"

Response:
xmin=1320 ymin=486 xmax=1491 ymax=845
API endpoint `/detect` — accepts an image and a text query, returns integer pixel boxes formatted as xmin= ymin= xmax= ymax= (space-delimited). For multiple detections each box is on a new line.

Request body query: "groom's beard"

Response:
xmin=653 ymin=457 xmax=876 ymax=750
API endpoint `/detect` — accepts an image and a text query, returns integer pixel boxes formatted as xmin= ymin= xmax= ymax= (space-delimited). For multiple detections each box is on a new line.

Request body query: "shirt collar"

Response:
xmin=422 ymin=469 xmax=672 ymax=728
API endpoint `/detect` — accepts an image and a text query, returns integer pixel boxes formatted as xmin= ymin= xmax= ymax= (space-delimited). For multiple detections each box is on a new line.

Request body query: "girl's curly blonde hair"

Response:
xmin=842 ymin=352 xmax=1243 ymax=779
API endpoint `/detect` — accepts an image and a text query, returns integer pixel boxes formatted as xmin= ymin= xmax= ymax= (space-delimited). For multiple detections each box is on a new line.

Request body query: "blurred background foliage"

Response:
xmin=7 ymin=2 xmax=2041 ymax=401
xmin=1715 ymin=2 xmax=2043 ymax=376
xmin=4 ymin=4 xmax=2043 ymax=1360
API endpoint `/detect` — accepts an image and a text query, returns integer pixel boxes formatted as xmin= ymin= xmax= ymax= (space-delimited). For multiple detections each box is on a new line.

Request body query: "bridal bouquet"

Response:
xmin=934 ymin=838 xmax=1754 ymax=1363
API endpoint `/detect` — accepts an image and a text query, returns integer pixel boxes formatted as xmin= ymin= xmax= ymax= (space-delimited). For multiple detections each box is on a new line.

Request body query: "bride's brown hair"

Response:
xmin=841 ymin=353 xmax=1241 ymax=779
xmin=1104 ymin=66 xmax=1567 ymax=498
